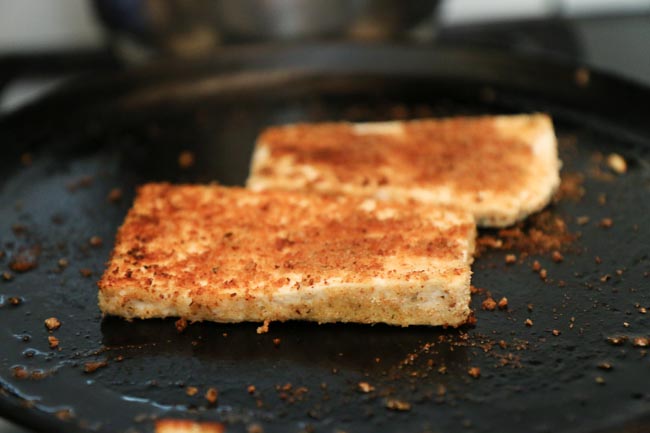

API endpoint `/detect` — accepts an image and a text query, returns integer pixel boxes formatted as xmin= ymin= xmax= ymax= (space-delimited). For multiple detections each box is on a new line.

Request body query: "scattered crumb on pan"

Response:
xmin=476 ymin=210 xmax=576 ymax=257
xmin=44 ymin=317 xmax=61 ymax=331
xmin=204 ymin=387 xmax=218 ymax=405
xmin=385 ymin=398 xmax=411 ymax=411
xmin=84 ymin=361 xmax=108 ymax=373
xmin=107 ymin=188 xmax=123 ymax=203
xmin=358 ymin=382 xmax=375 ymax=393
xmin=606 ymin=153 xmax=627 ymax=174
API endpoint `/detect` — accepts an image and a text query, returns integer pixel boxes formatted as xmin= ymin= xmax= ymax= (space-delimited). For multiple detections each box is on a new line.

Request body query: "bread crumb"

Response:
xmin=12 ymin=366 xmax=29 ymax=379
xmin=205 ymin=387 xmax=218 ymax=405
xmin=476 ymin=236 xmax=503 ymax=251
xmin=599 ymin=218 xmax=613 ymax=228
xmin=606 ymin=336 xmax=627 ymax=345
xmin=178 ymin=151 xmax=195 ymax=169
xmin=2 ymin=271 xmax=13 ymax=281
xmin=475 ymin=211 xmax=575 ymax=256
xmin=273 ymin=338 xmax=281 ymax=347
xmin=606 ymin=153 xmax=627 ymax=174
xmin=468 ymin=367 xmax=481 ymax=378
xmin=175 ymin=318 xmax=188 ymax=333
xmin=84 ymin=361 xmax=108 ymax=373
xmin=597 ymin=362 xmax=613 ymax=370
xmin=48 ymin=336 xmax=59 ymax=349
xmin=57 ymin=258 xmax=69 ymax=268
xmin=497 ymin=297 xmax=508 ymax=310
xmin=256 ymin=320 xmax=270 ymax=334
xmin=89 ymin=236 xmax=103 ymax=247
xmin=79 ymin=268 xmax=93 ymax=278
xmin=385 ymin=398 xmax=411 ymax=411
xmin=186 ymin=386 xmax=198 ymax=396
xmin=9 ymin=246 xmax=40 ymax=272
xmin=44 ymin=317 xmax=61 ymax=331
xmin=247 ymin=385 xmax=256 ymax=394
xmin=505 ymin=254 xmax=517 ymax=265
xmin=552 ymin=329 xmax=561 ymax=336
xmin=525 ymin=318 xmax=533 ymax=327
xmin=358 ymin=382 xmax=375 ymax=393
xmin=482 ymin=297 xmax=497 ymax=311
xmin=539 ymin=269 xmax=548 ymax=280
xmin=595 ymin=376 xmax=605 ymax=385
xmin=576 ymin=216 xmax=590 ymax=225
xmin=632 ymin=337 xmax=649 ymax=347
xmin=551 ymin=251 xmax=564 ymax=263
xmin=532 ymin=260 xmax=541 ymax=272
xmin=107 ymin=188 xmax=123 ymax=203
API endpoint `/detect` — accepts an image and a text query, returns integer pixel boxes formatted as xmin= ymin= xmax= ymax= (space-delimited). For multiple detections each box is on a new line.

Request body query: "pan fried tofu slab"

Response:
xmin=247 ymin=114 xmax=560 ymax=227
xmin=98 ymin=184 xmax=475 ymax=327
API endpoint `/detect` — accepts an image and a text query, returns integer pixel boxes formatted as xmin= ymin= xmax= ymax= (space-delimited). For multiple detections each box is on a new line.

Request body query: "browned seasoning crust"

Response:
xmin=247 ymin=114 xmax=560 ymax=227
xmin=98 ymin=184 xmax=476 ymax=327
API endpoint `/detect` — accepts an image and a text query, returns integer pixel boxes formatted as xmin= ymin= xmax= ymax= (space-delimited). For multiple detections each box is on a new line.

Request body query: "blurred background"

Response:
xmin=0 ymin=0 xmax=649 ymax=116
xmin=0 ymin=0 xmax=649 ymax=431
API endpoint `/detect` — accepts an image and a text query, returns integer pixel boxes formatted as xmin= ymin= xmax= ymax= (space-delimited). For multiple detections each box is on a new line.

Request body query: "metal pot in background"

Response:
xmin=93 ymin=0 xmax=439 ymax=60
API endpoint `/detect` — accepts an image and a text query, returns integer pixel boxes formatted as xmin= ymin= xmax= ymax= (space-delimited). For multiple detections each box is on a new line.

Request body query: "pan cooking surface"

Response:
xmin=0 ymin=45 xmax=649 ymax=433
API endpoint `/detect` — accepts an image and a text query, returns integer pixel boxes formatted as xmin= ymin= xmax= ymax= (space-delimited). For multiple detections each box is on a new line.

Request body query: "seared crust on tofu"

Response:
xmin=98 ymin=184 xmax=475 ymax=327
xmin=155 ymin=419 xmax=225 ymax=433
xmin=247 ymin=114 xmax=560 ymax=227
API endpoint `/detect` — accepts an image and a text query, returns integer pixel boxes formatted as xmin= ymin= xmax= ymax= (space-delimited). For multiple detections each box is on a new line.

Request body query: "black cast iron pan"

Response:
xmin=0 ymin=44 xmax=649 ymax=433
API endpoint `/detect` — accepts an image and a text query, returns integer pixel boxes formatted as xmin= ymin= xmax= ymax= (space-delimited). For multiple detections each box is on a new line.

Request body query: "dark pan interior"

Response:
xmin=0 ymin=45 xmax=649 ymax=433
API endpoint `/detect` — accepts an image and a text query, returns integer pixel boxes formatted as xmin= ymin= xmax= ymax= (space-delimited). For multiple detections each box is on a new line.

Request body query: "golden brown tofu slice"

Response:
xmin=247 ymin=114 xmax=560 ymax=227
xmin=98 ymin=184 xmax=475 ymax=327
